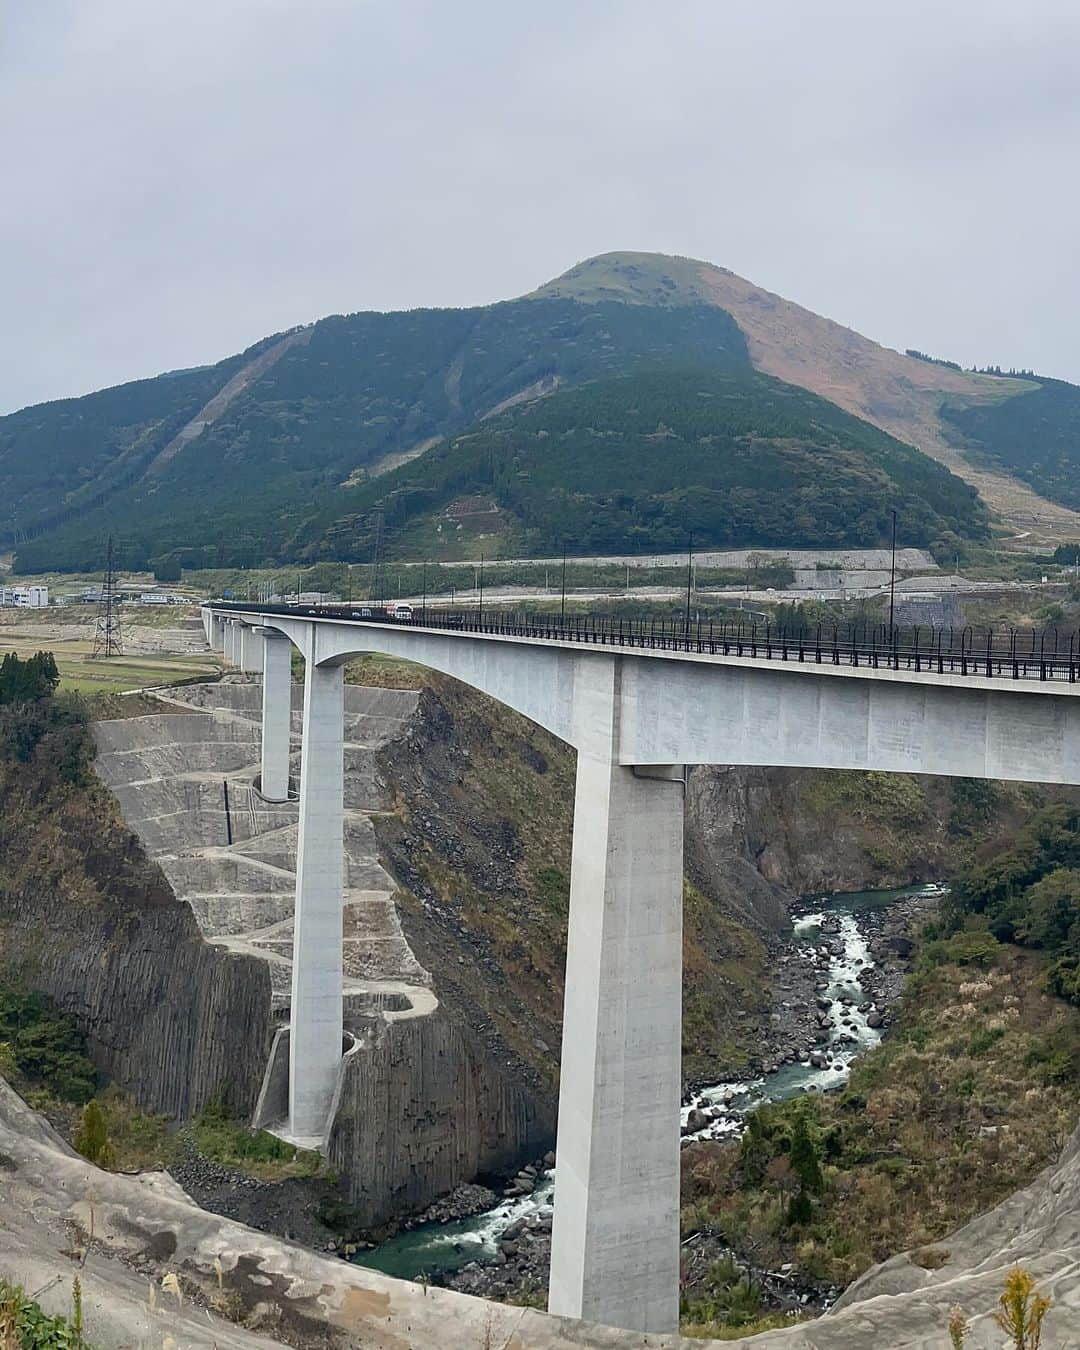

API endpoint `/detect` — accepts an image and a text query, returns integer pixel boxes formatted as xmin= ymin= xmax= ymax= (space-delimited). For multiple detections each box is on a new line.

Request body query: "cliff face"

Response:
xmin=329 ymin=1009 xmax=552 ymax=1222
xmin=687 ymin=763 xmax=1049 ymax=900
xmin=0 ymin=700 xmax=270 ymax=1118
xmin=91 ymin=677 xmax=553 ymax=1226
xmin=4 ymin=879 xmax=271 ymax=1119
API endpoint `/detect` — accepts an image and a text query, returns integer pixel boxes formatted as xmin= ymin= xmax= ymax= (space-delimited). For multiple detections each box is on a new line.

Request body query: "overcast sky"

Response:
xmin=2 ymin=0 xmax=1078 ymax=414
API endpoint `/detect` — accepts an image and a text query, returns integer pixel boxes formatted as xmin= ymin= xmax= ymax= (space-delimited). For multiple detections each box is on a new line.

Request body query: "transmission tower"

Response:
xmin=92 ymin=535 xmax=124 ymax=658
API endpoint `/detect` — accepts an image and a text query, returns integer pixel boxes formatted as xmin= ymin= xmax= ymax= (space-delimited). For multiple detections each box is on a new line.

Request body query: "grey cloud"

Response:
xmin=2 ymin=0 xmax=1078 ymax=412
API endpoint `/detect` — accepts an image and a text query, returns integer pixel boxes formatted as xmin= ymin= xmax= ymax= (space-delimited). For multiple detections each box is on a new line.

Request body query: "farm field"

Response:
xmin=0 ymin=609 xmax=220 ymax=695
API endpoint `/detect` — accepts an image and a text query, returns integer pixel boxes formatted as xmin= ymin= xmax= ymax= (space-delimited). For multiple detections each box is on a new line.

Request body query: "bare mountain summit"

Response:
xmin=537 ymin=252 xmax=1080 ymax=542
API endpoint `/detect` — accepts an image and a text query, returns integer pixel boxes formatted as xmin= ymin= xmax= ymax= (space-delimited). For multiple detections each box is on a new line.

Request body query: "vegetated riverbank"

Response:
xmin=350 ymin=884 xmax=937 ymax=1308
xmin=677 ymin=935 xmax=1080 ymax=1337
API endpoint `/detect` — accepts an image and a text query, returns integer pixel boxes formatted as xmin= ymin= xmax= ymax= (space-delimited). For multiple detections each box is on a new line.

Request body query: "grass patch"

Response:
xmin=189 ymin=1101 xmax=322 ymax=1180
xmin=343 ymin=653 xmax=429 ymax=690
xmin=534 ymin=865 xmax=569 ymax=916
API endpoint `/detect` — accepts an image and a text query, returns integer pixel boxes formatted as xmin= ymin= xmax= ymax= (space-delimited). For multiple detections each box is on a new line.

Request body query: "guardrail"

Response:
xmin=208 ymin=602 xmax=1080 ymax=684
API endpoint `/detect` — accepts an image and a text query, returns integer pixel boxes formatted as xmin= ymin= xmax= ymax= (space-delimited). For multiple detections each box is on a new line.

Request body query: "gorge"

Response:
xmin=2 ymin=635 xmax=1078 ymax=1342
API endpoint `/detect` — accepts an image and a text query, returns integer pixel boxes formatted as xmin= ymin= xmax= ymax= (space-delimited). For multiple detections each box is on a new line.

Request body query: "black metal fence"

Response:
xmin=210 ymin=602 xmax=1080 ymax=685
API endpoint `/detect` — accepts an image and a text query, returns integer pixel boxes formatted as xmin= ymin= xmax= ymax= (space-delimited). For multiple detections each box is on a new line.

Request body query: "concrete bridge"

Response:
xmin=202 ymin=602 xmax=1080 ymax=1335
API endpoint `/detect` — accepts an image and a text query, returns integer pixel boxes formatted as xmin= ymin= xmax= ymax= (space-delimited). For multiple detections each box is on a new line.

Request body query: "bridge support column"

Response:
xmin=225 ymin=620 xmax=239 ymax=666
xmin=288 ymin=657 xmax=344 ymax=1145
xmin=238 ymin=625 xmax=261 ymax=674
xmin=549 ymin=729 xmax=685 ymax=1332
xmin=210 ymin=614 xmax=225 ymax=652
xmin=259 ymin=630 xmax=292 ymax=802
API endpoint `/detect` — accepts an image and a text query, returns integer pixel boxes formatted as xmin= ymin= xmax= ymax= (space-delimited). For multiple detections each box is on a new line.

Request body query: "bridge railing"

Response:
xmin=209 ymin=602 xmax=1080 ymax=684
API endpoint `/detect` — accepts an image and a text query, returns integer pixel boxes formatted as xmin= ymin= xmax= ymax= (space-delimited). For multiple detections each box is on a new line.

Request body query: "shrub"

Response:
xmin=917 ymin=931 xmax=1000 ymax=971
xmin=786 ymin=1189 xmax=812 ymax=1227
xmin=993 ymin=1266 xmax=1051 ymax=1349
xmin=789 ymin=1113 xmax=823 ymax=1192
xmin=0 ymin=1279 xmax=93 ymax=1349
xmin=968 ymin=1026 xmax=1006 ymax=1057
xmin=680 ymin=1257 xmax=764 ymax=1330
xmin=74 ymin=1099 xmax=116 ymax=1169
xmin=0 ymin=989 xmax=98 ymax=1103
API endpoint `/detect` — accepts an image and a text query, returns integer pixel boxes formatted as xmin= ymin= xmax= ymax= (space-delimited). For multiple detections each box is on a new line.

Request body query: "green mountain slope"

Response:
xmin=0 ymin=352 xmax=253 ymax=539
xmin=7 ymin=248 xmax=1068 ymax=573
xmin=301 ymin=368 xmax=991 ymax=558
xmin=941 ymin=375 xmax=1080 ymax=510
xmin=10 ymin=298 xmax=749 ymax=571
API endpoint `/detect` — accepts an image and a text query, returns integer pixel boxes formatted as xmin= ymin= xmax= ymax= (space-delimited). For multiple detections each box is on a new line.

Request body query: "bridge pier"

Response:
xmin=288 ymin=657 xmax=345 ymax=1145
xmin=258 ymin=628 xmax=292 ymax=802
xmin=223 ymin=620 xmax=238 ymax=665
xmin=238 ymin=624 xmax=261 ymax=674
xmin=549 ymin=715 xmax=685 ymax=1331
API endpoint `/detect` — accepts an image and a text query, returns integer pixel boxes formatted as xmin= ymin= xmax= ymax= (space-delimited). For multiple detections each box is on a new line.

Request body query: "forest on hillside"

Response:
xmin=310 ymin=368 xmax=992 ymax=561
xmin=9 ymin=300 xmax=751 ymax=572
xmin=942 ymin=376 xmax=1080 ymax=510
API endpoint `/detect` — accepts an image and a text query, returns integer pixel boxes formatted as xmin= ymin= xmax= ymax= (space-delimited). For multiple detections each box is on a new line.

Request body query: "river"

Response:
xmin=352 ymin=883 xmax=938 ymax=1283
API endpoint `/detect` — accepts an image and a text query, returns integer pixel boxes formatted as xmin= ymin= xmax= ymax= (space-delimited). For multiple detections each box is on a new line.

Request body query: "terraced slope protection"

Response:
xmin=92 ymin=676 xmax=551 ymax=1222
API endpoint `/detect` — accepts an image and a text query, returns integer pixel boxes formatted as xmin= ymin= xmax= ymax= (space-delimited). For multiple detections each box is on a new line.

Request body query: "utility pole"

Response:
xmin=888 ymin=508 xmax=898 ymax=633
xmin=478 ymin=553 xmax=485 ymax=620
xmin=422 ymin=562 xmax=427 ymax=621
xmin=685 ymin=535 xmax=694 ymax=637
xmin=92 ymin=534 xmax=123 ymax=658
xmin=370 ymin=509 xmax=384 ymax=605
xmin=560 ymin=548 xmax=567 ymax=624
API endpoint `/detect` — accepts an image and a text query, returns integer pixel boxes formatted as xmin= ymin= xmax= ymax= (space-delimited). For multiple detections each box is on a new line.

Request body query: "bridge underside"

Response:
xmin=205 ymin=607 xmax=1080 ymax=1333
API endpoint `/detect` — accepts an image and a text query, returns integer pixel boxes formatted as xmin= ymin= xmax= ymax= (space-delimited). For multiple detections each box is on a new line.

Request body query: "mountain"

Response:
xmin=309 ymin=368 xmax=989 ymax=560
xmin=537 ymin=254 xmax=1080 ymax=539
xmin=3 ymin=251 xmax=1073 ymax=573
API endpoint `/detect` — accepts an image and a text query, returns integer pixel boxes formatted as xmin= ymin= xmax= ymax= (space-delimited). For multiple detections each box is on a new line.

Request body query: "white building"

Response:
xmin=0 ymin=585 xmax=49 ymax=608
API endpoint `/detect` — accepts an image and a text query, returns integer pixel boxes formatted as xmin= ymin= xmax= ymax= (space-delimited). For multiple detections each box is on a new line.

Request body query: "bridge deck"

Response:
xmin=211 ymin=602 xmax=1080 ymax=691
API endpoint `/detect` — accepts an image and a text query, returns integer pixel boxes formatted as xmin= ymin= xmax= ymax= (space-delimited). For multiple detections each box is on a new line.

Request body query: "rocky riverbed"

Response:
xmin=745 ymin=888 xmax=938 ymax=1080
xmin=366 ymin=884 xmax=941 ymax=1305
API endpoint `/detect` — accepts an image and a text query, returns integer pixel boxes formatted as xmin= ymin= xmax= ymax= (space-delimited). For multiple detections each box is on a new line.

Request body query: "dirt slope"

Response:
xmin=537 ymin=251 xmax=1080 ymax=544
